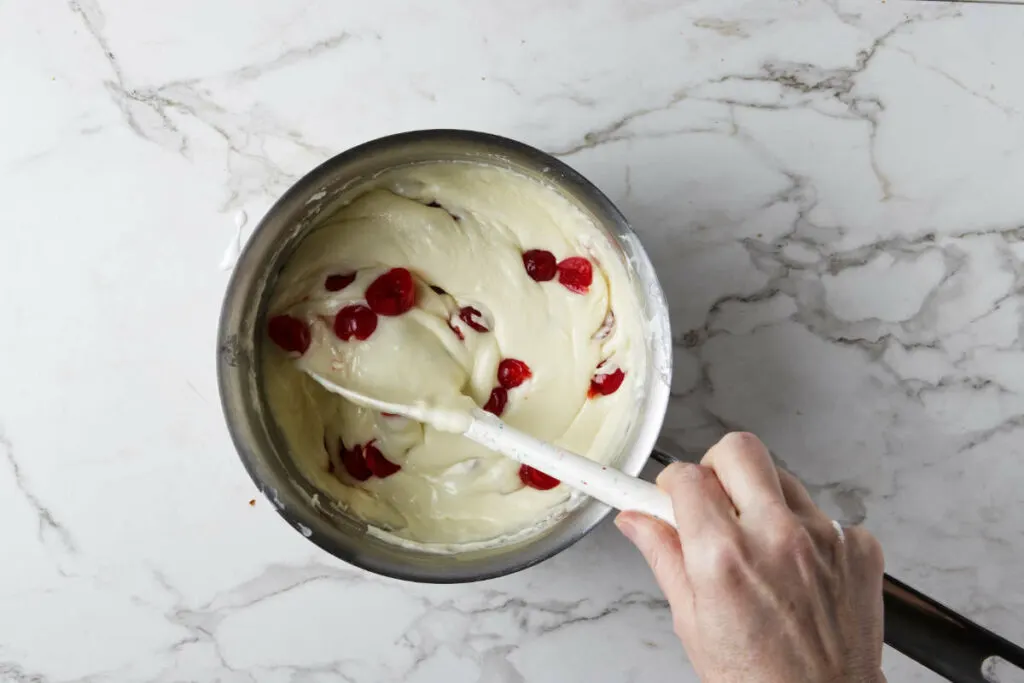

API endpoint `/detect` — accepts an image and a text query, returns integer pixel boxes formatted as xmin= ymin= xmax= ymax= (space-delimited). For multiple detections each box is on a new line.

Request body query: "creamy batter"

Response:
xmin=262 ymin=162 xmax=644 ymax=548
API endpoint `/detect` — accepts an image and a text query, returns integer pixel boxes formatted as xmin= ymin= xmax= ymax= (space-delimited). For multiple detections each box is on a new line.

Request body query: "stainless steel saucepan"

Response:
xmin=217 ymin=130 xmax=1023 ymax=683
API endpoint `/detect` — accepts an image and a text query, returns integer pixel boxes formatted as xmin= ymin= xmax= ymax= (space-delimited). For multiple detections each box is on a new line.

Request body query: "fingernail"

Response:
xmin=615 ymin=515 xmax=638 ymax=543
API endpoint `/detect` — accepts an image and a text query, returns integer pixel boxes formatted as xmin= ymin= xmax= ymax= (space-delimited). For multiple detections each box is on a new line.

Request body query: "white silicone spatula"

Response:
xmin=306 ymin=371 xmax=677 ymax=528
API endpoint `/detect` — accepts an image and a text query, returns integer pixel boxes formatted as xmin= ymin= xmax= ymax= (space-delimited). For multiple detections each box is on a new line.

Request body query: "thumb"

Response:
xmin=615 ymin=511 xmax=691 ymax=607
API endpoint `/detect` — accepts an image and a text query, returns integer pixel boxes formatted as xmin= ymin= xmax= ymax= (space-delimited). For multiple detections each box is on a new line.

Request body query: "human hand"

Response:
xmin=616 ymin=433 xmax=885 ymax=683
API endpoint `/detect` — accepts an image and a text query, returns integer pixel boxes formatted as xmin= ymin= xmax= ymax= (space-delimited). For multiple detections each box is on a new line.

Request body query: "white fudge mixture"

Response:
xmin=262 ymin=162 xmax=645 ymax=548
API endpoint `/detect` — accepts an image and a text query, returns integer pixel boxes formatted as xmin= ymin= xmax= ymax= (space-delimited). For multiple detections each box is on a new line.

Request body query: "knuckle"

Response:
xmin=849 ymin=527 xmax=885 ymax=572
xmin=807 ymin=517 xmax=840 ymax=546
xmin=706 ymin=432 xmax=770 ymax=473
xmin=717 ymin=431 xmax=765 ymax=456
xmin=762 ymin=508 xmax=798 ymax=544
xmin=656 ymin=461 xmax=703 ymax=490
xmin=692 ymin=533 xmax=745 ymax=583
xmin=766 ymin=514 xmax=816 ymax=560
xmin=789 ymin=527 xmax=818 ymax=563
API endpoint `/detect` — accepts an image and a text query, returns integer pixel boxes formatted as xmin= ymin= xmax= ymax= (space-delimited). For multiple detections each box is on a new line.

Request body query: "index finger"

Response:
xmin=701 ymin=432 xmax=785 ymax=514
xmin=657 ymin=462 xmax=738 ymax=542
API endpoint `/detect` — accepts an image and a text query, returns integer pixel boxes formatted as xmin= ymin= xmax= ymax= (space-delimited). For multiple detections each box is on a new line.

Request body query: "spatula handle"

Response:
xmin=466 ymin=409 xmax=676 ymax=526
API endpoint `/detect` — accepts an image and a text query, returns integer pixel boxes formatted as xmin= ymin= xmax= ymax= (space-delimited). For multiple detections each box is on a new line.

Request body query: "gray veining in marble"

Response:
xmin=1 ymin=1 xmax=1023 ymax=681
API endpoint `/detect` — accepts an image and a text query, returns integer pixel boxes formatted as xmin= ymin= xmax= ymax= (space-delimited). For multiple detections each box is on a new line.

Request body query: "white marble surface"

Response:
xmin=2 ymin=0 xmax=1023 ymax=681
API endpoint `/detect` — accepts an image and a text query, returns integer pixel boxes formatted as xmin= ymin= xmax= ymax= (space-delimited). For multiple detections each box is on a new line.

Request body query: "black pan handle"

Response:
xmin=648 ymin=447 xmax=1024 ymax=682
xmin=883 ymin=574 xmax=1024 ymax=682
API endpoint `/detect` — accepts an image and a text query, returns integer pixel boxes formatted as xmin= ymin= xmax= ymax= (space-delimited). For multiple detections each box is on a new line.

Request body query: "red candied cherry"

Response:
xmin=333 ymin=304 xmax=378 ymax=341
xmin=519 ymin=464 xmax=560 ymax=490
xmin=588 ymin=367 xmax=626 ymax=398
xmin=341 ymin=443 xmax=372 ymax=481
xmin=458 ymin=306 xmax=489 ymax=333
xmin=448 ymin=320 xmax=465 ymax=341
xmin=366 ymin=267 xmax=417 ymax=316
xmin=483 ymin=387 xmax=508 ymax=416
xmin=497 ymin=359 xmax=532 ymax=389
xmin=267 ymin=315 xmax=311 ymax=354
xmin=365 ymin=443 xmax=401 ymax=478
xmin=557 ymin=257 xmax=593 ymax=294
xmin=522 ymin=249 xmax=557 ymax=282
xmin=325 ymin=273 xmax=356 ymax=292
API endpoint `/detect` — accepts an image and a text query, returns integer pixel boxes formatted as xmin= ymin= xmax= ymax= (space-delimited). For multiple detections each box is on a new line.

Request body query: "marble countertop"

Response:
xmin=3 ymin=1 xmax=1024 ymax=681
